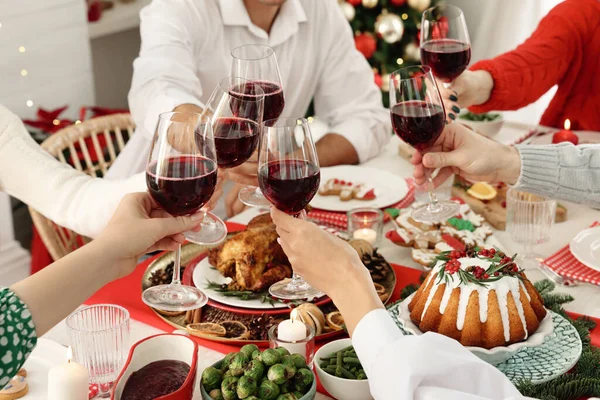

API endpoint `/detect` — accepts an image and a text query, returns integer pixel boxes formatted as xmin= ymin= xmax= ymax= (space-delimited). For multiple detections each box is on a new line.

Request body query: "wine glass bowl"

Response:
xmin=258 ymin=117 xmax=324 ymax=300
xmin=143 ymin=112 xmax=226 ymax=312
xmin=420 ymin=4 xmax=471 ymax=83
xmin=389 ymin=65 xmax=459 ymax=223
xmin=231 ymin=44 xmax=286 ymax=208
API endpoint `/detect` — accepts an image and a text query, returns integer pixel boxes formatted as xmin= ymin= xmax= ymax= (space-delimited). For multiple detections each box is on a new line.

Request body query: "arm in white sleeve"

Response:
xmin=352 ymin=309 xmax=524 ymax=400
xmin=312 ymin=1 xmax=390 ymax=163
xmin=128 ymin=0 xmax=206 ymax=139
xmin=0 ymin=106 xmax=146 ymax=238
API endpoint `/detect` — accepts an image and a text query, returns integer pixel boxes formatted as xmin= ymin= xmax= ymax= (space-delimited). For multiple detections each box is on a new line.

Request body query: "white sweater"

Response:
xmin=0 ymin=106 xmax=146 ymax=238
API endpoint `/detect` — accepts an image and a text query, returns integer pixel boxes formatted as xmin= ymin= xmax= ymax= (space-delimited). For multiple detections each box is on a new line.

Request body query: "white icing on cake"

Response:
xmin=421 ymin=257 xmax=530 ymax=342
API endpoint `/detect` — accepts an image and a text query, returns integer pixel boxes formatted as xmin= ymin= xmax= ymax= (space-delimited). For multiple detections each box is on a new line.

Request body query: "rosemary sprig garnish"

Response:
xmin=205 ymin=280 xmax=276 ymax=305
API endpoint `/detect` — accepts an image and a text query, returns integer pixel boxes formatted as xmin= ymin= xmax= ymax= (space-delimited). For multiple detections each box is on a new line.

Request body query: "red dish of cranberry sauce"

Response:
xmin=121 ymin=360 xmax=191 ymax=400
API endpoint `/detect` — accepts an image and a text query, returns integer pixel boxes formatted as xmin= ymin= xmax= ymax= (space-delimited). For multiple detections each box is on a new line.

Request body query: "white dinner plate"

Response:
xmin=311 ymin=165 xmax=409 ymax=212
xmin=192 ymin=257 xmax=288 ymax=309
xmin=569 ymin=226 xmax=600 ymax=271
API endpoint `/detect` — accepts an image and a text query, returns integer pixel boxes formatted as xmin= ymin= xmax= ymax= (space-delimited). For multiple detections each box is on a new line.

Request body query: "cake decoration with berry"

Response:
xmin=408 ymin=246 xmax=547 ymax=349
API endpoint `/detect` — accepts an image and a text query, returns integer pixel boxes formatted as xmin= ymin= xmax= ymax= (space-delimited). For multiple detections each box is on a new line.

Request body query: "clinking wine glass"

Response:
xmin=231 ymin=44 xmax=285 ymax=208
xmin=143 ymin=112 xmax=225 ymax=311
xmin=389 ymin=65 xmax=460 ymax=223
xmin=258 ymin=117 xmax=324 ymax=300
xmin=420 ymin=4 xmax=471 ymax=85
xmin=203 ymin=77 xmax=264 ymax=169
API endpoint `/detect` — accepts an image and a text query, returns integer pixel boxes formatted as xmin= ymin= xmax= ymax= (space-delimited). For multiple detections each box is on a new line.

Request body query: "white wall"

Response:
xmin=0 ymin=0 xmax=94 ymax=283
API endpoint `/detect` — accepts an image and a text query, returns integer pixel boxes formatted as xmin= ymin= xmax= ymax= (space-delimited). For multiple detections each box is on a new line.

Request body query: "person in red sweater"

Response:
xmin=445 ymin=0 xmax=600 ymax=131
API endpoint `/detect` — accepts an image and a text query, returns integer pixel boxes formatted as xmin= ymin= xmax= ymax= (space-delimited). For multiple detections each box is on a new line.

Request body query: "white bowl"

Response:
xmin=458 ymin=111 xmax=504 ymax=138
xmin=314 ymin=338 xmax=373 ymax=400
xmin=395 ymin=293 xmax=554 ymax=365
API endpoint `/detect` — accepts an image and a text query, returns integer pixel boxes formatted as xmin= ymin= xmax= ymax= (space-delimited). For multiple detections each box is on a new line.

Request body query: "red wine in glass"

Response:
xmin=146 ymin=155 xmax=217 ymax=216
xmin=420 ymin=39 xmax=471 ymax=83
xmin=212 ymin=117 xmax=260 ymax=168
xmin=258 ymin=159 xmax=320 ymax=215
xmin=231 ymin=80 xmax=285 ymax=122
xmin=391 ymin=101 xmax=446 ymax=152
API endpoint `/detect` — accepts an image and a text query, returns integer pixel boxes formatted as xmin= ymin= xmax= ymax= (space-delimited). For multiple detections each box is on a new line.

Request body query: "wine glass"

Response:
xmin=506 ymin=189 xmax=565 ymax=284
xmin=231 ymin=44 xmax=285 ymax=207
xmin=389 ymin=65 xmax=460 ymax=223
xmin=143 ymin=112 xmax=225 ymax=311
xmin=258 ymin=117 xmax=324 ymax=300
xmin=203 ymin=77 xmax=264 ymax=169
xmin=420 ymin=4 xmax=471 ymax=85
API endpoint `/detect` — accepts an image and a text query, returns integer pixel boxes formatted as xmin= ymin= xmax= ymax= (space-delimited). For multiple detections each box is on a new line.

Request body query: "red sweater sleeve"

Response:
xmin=469 ymin=0 xmax=589 ymax=113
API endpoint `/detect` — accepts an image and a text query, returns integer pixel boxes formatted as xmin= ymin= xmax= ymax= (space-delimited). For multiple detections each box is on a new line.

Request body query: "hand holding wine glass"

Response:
xmin=390 ymin=65 xmax=460 ymax=223
xmin=143 ymin=112 xmax=227 ymax=311
xmin=258 ymin=117 xmax=323 ymax=300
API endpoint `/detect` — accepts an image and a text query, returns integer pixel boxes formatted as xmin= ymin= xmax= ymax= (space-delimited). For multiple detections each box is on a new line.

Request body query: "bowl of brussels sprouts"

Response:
xmin=200 ymin=344 xmax=316 ymax=400
xmin=314 ymin=339 xmax=372 ymax=400
xmin=458 ymin=110 xmax=504 ymax=138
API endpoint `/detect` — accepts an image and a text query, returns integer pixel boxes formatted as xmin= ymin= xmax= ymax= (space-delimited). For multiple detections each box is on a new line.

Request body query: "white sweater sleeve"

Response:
xmin=0 ymin=106 xmax=146 ymax=238
xmin=352 ymin=309 xmax=525 ymax=400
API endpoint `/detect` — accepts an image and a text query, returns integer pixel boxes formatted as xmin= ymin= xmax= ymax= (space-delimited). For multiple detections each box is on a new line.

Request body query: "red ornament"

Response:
xmin=374 ymin=72 xmax=383 ymax=88
xmin=390 ymin=0 xmax=407 ymax=5
xmin=347 ymin=0 xmax=362 ymax=5
xmin=354 ymin=33 xmax=377 ymax=59
xmin=552 ymin=130 xmax=579 ymax=145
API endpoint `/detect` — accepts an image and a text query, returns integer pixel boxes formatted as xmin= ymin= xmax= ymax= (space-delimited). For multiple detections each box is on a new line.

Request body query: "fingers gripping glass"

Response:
xmin=143 ymin=112 xmax=226 ymax=311
xmin=258 ymin=117 xmax=324 ymax=300
xmin=389 ymin=66 xmax=460 ymax=223
xmin=231 ymin=44 xmax=285 ymax=208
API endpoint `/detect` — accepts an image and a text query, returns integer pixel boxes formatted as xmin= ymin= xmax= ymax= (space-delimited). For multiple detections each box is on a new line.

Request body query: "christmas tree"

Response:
xmin=339 ymin=0 xmax=439 ymax=107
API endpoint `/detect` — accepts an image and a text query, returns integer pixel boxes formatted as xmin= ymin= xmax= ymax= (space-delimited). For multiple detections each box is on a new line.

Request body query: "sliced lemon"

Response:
xmin=467 ymin=182 xmax=498 ymax=200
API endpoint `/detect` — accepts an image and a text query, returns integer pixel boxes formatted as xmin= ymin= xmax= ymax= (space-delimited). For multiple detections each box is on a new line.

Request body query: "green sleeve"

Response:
xmin=0 ymin=287 xmax=37 ymax=389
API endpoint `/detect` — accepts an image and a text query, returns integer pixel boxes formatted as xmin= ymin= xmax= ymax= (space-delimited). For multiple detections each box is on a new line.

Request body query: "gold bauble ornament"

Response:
xmin=375 ymin=12 xmax=404 ymax=44
xmin=407 ymin=0 xmax=431 ymax=12
xmin=339 ymin=2 xmax=356 ymax=22
xmin=404 ymin=42 xmax=421 ymax=61
xmin=381 ymin=73 xmax=391 ymax=92
xmin=362 ymin=0 xmax=378 ymax=9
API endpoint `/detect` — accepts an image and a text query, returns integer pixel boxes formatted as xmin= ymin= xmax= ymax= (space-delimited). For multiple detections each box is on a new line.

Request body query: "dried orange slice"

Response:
xmin=467 ymin=182 xmax=497 ymax=200
xmin=326 ymin=311 xmax=345 ymax=331
xmin=221 ymin=320 xmax=250 ymax=340
xmin=186 ymin=322 xmax=226 ymax=337
xmin=374 ymin=283 xmax=386 ymax=295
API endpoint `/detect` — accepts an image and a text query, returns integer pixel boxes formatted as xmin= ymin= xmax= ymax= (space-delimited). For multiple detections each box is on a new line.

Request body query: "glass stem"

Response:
xmin=172 ymin=244 xmax=182 ymax=286
xmin=287 ymin=210 xmax=309 ymax=287
xmin=426 ymin=167 xmax=441 ymax=212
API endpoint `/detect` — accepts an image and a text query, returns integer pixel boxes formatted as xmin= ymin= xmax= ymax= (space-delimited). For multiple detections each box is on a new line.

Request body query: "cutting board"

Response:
xmin=451 ymin=178 xmax=567 ymax=230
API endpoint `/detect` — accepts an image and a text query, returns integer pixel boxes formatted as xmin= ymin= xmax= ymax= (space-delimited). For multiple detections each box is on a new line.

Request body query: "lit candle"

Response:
xmin=277 ymin=309 xmax=308 ymax=357
xmin=552 ymin=118 xmax=579 ymax=145
xmin=353 ymin=228 xmax=377 ymax=244
xmin=48 ymin=347 xmax=89 ymax=400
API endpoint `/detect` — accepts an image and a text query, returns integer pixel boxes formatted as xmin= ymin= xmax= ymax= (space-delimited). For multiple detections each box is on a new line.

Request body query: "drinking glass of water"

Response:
xmin=67 ymin=305 xmax=130 ymax=397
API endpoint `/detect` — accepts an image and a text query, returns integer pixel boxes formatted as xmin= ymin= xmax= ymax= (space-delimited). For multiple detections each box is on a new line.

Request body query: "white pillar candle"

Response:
xmin=48 ymin=347 xmax=89 ymax=400
xmin=277 ymin=309 xmax=308 ymax=357
xmin=353 ymin=228 xmax=377 ymax=244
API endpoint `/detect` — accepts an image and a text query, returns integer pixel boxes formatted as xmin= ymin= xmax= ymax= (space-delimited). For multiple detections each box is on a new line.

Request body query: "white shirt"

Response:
xmin=107 ymin=0 xmax=390 ymax=179
xmin=352 ymin=309 xmax=528 ymax=400
xmin=0 ymin=106 xmax=146 ymax=238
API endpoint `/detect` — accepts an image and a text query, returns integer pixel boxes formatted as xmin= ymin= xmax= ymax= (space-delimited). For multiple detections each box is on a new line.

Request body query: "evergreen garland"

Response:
xmin=396 ymin=279 xmax=600 ymax=399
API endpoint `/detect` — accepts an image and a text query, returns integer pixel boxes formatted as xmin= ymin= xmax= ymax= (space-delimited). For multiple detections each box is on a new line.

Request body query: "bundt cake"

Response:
xmin=408 ymin=246 xmax=546 ymax=349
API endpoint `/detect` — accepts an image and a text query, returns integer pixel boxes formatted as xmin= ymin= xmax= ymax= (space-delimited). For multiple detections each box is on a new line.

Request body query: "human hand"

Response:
xmin=411 ymin=123 xmax=521 ymax=187
xmin=225 ymin=182 xmax=250 ymax=218
xmin=227 ymin=152 xmax=259 ymax=186
xmin=439 ymin=70 xmax=494 ymax=120
xmin=270 ymin=208 xmax=383 ymax=335
xmin=95 ymin=192 xmax=204 ymax=279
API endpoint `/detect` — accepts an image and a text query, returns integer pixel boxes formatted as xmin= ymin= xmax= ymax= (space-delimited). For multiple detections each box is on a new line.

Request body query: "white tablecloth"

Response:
xmin=37 ymin=135 xmax=600 ymax=399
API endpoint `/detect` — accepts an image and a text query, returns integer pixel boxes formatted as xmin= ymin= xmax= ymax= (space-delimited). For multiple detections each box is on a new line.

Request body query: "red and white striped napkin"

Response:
xmin=307 ymin=178 xmax=415 ymax=230
xmin=544 ymin=222 xmax=600 ymax=285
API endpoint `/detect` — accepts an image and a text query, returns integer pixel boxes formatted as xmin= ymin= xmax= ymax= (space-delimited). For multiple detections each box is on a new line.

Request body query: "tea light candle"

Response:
xmin=277 ymin=309 xmax=308 ymax=357
xmin=353 ymin=228 xmax=377 ymax=245
xmin=48 ymin=347 xmax=89 ymax=400
xmin=552 ymin=118 xmax=579 ymax=145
